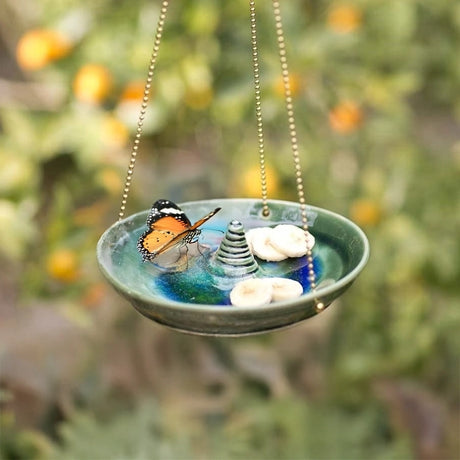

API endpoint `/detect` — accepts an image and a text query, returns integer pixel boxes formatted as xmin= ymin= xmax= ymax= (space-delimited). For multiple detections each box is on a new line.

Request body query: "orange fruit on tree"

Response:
xmin=119 ymin=80 xmax=147 ymax=102
xmin=329 ymin=100 xmax=363 ymax=134
xmin=273 ymin=73 xmax=303 ymax=98
xmin=73 ymin=64 xmax=113 ymax=104
xmin=238 ymin=163 xmax=280 ymax=198
xmin=327 ymin=4 xmax=362 ymax=33
xmin=350 ymin=198 xmax=382 ymax=227
xmin=46 ymin=248 xmax=80 ymax=283
xmin=16 ymin=29 xmax=71 ymax=70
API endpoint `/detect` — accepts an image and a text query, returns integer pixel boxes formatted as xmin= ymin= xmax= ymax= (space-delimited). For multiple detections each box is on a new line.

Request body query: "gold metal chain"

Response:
xmin=118 ymin=0 xmax=170 ymax=221
xmin=117 ymin=0 xmax=324 ymax=309
xmin=271 ymin=0 xmax=324 ymax=310
xmin=249 ymin=0 xmax=270 ymax=218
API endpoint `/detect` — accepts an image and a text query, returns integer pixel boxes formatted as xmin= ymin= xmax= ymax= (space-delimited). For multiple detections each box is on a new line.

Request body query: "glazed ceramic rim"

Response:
xmin=97 ymin=198 xmax=370 ymax=312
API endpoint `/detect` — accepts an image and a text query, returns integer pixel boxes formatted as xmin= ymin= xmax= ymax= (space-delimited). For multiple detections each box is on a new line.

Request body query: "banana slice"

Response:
xmin=269 ymin=277 xmax=304 ymax=302
xmin=245 ymin=227 xmax=287 ymax=262
xmin=230 ymin=278 xmax=273 ymax=307
xmin=269 ymin=224 xmax=315 ymax=258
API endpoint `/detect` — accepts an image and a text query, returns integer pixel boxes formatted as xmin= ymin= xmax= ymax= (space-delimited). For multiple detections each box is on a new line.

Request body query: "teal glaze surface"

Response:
xmin=97 ymin=199 xmax=369 ymax=336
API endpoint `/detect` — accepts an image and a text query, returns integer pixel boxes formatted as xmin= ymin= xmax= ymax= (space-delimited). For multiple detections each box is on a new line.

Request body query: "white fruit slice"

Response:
xmin=230 ymin=278 xmax=273 ymax=307
xmin=246 ymin=227 xmax=287 ymax=261
xmin=269 ymin=277 xmax=304 ymax=302
xmin=269 ymin=224 xmax=315 ymax=258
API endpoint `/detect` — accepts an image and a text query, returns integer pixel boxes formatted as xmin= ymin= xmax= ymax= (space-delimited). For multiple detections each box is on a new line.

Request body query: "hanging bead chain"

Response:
xmin=118 ymin=0 xmax=170 ymax=221
xmin=249 ymin=0 xmax=270 ymax=217
xmin=271 ymin=0 xmax=324 ymax=311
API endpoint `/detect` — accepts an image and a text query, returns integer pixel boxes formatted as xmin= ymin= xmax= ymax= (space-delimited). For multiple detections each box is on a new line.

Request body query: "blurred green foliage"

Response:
xmin=0 ymin=0 xmax=459 ymax=459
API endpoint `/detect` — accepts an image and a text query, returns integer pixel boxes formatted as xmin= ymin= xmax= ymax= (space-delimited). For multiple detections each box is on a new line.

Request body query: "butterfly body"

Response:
xmin=137 ymin=199 xmax=221 ymax=262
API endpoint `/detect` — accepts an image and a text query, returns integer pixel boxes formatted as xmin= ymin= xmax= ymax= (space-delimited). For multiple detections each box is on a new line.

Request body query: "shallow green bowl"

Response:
xmin=97 ymin=198 xmax=369 ymax=336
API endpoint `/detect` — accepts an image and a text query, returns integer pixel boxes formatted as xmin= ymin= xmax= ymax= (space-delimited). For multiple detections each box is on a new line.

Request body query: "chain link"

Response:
xmin=117 ymin=0 xmax=324 ymax=309
xmin=249 ymin=0 xmax=270 ymax=218
xmin=118 ymin=1 xmax=170 ymax=221
xmin=271 ymin=0 xmax=323 ymax=311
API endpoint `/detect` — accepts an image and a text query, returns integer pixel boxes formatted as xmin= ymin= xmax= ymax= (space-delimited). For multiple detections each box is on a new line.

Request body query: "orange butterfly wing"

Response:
xmin=150 ymin=215 xmax=190 ymax=232
xmin=140 ymin=216 xmax=190 ymax=256
xmin=138 ymin=200 xmax=221 ymax=261
xmin=157 ymin=207 xmax=221 ymax=254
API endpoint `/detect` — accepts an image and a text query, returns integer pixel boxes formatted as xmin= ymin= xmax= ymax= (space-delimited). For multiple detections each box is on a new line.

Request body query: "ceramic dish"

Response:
xmin=97 ymin=198 xmax=369 ymax=336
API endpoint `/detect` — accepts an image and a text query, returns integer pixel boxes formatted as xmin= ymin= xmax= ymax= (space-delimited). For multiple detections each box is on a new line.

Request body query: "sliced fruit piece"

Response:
xmin=269 ymin=277 xmax=304 ymax=301
xmin=269 ymin=224 xmax=315 ymax=258
xmin=230 ymin=278 xmax=273 ymax=307
xmin=246 ymin=227 xmax=287 ymax=261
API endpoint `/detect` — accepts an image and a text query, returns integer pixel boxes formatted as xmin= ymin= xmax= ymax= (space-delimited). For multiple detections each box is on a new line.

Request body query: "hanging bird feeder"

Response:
xmin=97 ymin=0 xmax=369 ymax=336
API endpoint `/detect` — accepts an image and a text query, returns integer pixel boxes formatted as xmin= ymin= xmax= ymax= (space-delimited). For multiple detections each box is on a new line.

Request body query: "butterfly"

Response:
xmin=137 ymin=199 xmax=221 ymax=262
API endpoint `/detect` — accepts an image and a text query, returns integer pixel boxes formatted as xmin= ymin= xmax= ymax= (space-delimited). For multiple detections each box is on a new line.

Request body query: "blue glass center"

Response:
xmin=154 ymin=250 xmax=322 ymax=305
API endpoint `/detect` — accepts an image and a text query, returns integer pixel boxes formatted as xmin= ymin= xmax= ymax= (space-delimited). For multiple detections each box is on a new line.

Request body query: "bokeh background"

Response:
xmin=1 ymin=0 xmax=459 ymax=458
